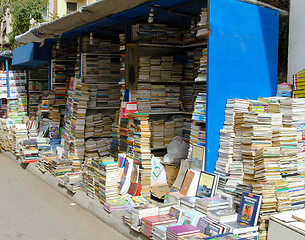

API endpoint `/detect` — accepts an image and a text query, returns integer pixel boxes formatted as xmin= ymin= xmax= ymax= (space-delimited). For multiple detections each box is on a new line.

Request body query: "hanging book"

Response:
xmin=196 ymin=171 xmax=219 ymax=198
xmin=237 ymin=192 xmax=262 ymax=226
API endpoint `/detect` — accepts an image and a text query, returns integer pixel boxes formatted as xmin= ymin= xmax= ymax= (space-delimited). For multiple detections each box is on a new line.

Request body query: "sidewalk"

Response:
xmin=1 ymin=151 xmax=147 ymax=240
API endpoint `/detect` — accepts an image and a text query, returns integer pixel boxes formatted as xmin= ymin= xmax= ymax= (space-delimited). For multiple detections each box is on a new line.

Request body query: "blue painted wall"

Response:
xmin=205 ymin=0 xmax=279 ymax=172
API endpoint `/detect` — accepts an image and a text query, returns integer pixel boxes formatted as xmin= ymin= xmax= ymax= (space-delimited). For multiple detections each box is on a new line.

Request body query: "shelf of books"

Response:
xmin=0 ymin=1 xmax=285 ymax=240
xmin=28 ymin=69 xmax=48 ymax=116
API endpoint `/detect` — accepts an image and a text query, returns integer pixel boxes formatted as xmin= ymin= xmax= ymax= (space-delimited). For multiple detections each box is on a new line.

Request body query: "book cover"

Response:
xmin=205 ymin=232 xmax=245 ymax=240
xmin=196 ymin=171 xmax=219 ymax=198
xmin=180 ymin=169 xmax=195 ymax=196
xmin=237 ymin=192 xmax=262 ymax=226
xmin=204 ymin=222 xmax=225 ymax=236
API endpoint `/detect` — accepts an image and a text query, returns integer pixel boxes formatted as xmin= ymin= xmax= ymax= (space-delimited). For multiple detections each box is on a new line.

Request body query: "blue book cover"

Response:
xmin=237 ymin=192 xmax=262 ymax=226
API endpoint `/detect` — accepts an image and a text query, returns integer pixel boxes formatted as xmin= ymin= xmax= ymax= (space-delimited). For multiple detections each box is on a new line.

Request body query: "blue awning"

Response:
xmin=12 ymin=42 xmax=51 ymax=67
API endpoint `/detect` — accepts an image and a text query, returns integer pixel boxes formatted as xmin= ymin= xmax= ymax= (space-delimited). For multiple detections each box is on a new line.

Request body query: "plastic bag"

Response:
xmin=163 ymin=136 xmax=188 ymax=164
xmin=151 ymin=154 xmax=167 ymax=186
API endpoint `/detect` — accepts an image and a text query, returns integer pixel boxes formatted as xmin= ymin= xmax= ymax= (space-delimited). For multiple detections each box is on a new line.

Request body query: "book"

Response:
xmin=237 ymin=192 xmax=262 ymax=226
xmin=207 ymin=207 xmax=238 ymax=223
xmin=204 ymin=233 xmax=245 ymax=240
xmin=292 ymin=209 xmax=305 ymax=223
xmin=180 ymin=169 xmax=195 ymax=195
xmin=223 ymin=221 xmax=258 ymax=235
xmin=128 ymin=182 xmax=142 ymax=196
xmin=196 ymin=171 xmax=219 ymax=198
xmin=178 ymin=232 xmax=208 ymax=240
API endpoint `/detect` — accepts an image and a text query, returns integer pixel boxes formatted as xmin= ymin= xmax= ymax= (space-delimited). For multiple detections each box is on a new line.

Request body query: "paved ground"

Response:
xmin=0 ymin=153 xmax=129 ymax=240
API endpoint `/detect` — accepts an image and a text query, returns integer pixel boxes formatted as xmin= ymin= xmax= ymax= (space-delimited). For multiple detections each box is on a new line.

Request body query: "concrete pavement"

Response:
xmin=0 ymin=153 xmax=129 ymax=240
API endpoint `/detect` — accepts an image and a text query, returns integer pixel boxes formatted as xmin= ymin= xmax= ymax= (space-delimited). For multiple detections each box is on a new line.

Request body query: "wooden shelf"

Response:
xmin=87 ymin=106 xmax=120 ymax=110
xmin=28 ymin=79 xmax=48 ymax=81
xmin=137 ymin=41 xmax=207 ymax=49
xmin=148 ymin=111 xmax=192 ymax=115
xmin=85 ymin=136 xmax=112 ymax=139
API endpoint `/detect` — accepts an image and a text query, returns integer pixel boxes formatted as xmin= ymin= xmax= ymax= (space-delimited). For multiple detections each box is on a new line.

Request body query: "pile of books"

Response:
xmin=164 ymin=121 xmax=175 ymax=146
xmin=277 ymin=82 xmax=291 ymax=97
xmin=166 ymin=224 xmax=201 ymax=240
xmin=131 ymin=204 xmax=159 ymax=231
xmin=58 ymin=172 xmax=82 ymax=193
xmin=81 ymin=157 xmax=99 ymax=199
xmin=98 ymin=156 xmax=119 ymax=204
xmin=85 ymin=114 xmax=113 ymax=138
xmin=104 ymin=198 xmax=127 ymax=213
xmin=151 ymin=120 xmax=164 ymax=149
xmin=292 ymin=69 xmax=305 ymax=98
xmin=19 ymin=139 xmax=39 ymax=163
xmin=141 ymin=214 xmax=177 ymax=238
xmin=133 ymin=113 xmax=151 ymax=199
xmin=131 ymin=83 xmax=151 ymax=113
xmin=195 ymin=48 xmax=207 ymax=82
xmin=165 ymin=85 xmax=180 ymax=112
xmin=252 ymin=183 xmax=276 ymax=240
xmin=195 ymin=197 xmax=230 ymax=215
xmin=131 ymin=23 xmax=181 ymax=44
xmin=151 ymin=85 xmax=166 ymax=112
xmin=68 ymin=82 xmax=89 ymax=171
xmin=43 ymin=156 xmax=73 ymax=177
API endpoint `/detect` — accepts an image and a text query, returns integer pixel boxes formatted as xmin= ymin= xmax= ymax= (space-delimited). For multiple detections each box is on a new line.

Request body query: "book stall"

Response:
xmin=0 ymin=0 xmax=297 ymax=239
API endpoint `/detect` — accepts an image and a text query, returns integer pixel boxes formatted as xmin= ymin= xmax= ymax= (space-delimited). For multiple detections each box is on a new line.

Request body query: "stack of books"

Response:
xmin=164 ymin=121 xmax=175 ymax=147
xmin=81 ymin=157 xmax=99 ymax=199
xmin=195 ymin=197 xmax=230 ymax=215
xmin=279 ymin=127 xmax=298 ymax=175
xmin=133 ymin=113 xmax=151 ymax=199
xmin=152 ymin=223 xmax=178 ymax=240
xmin=286 ymin=176 xmax=305 ymax=210
xmin=68 ymin=82 xmax=89 ymax=171
xmin=120 ymin=53 xmax=125 ymax=84
xmin=161 ymin=56 xmax=173 ymax=81
xmin=98 ymin=157 xmax=119 ymax=204
xmin=182 ymin=86 xmax=194 ymax=112
xmin=131 ymin=83 xmax=151 ymax=113
xmin=103 ymin=198 xmax=128 ymax=213
xmin=292 ymin=69 xmax=305 ymax=98
xmin=275 ymin=179 xmax=292 ymax=212
xmin=110 ymin=124 xmax=119 ymax=159
xmin=195 ymin=48 xmax=207 ymax=82
xmin=27 ymin=119 xmax=39 ymax=138
xmin=139 ymin=56 xmax=150 ymax=82
xmin=141 ymin=214 xmax=177 ymax=238
xmin=165 ymin=85 xmax=180 ymax=112
xmin=173 ymin=115 xmax=184 ymax=137
xmin=131 ymin=23 xmax=181 ymax=44
xmin=166 ymin=224 xmax=201 ymax=240
xmin=58 ymin=172 xmax=82 ymax=193
xmin=182 ymin=117 xmax=192 ymax=143
xmin=19 ymin=139 xmax=39 ymax=163
xmin=252 ymin=182 xmax=276 ymax=239
xmin=151 ymin=120 xmax=164 ymax=149
xmin=43 ymin=156 xmax=73 ymax=177
xmin=254 ymin=147 xmax=282 ymax=182
xmin=249 ymin=99 xmax=268 ymax=113
xmin=131 ymin=204 xmax=159 ymax=232
xmin=151 ymin=85 xmax=166 ymax=112
xmin=150 ymin=57 xmax=161 ymax=82
xmin=277 ymin=82 xmax=291 ymax=97
xmin=192 ymin=93 xmax=207 ymax=122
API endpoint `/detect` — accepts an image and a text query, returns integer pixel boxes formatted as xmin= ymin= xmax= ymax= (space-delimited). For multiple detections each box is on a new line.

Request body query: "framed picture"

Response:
xmin=191 ymin=145 xmax=205 ymax=171
xmin=196 ymin=171 xmax=219 ymax=198
xmin=126 ymin=44 xmax=138 ymax=90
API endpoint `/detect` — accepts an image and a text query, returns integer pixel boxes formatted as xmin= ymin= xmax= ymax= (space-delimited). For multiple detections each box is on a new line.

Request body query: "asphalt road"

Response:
xmin=0 ymin=153 xmax=129 ymax=240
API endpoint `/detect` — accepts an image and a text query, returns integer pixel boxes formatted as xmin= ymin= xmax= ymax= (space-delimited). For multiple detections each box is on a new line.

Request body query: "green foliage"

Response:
xmin=0 ymin=0 xmax=48 ymax=48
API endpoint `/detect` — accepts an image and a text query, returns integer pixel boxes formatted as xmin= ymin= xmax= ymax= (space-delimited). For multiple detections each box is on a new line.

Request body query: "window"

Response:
xmin=67 ymin=2 xmax=77 ymax=14
xmin=42 ymin=3 xmax=49 ymax=20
